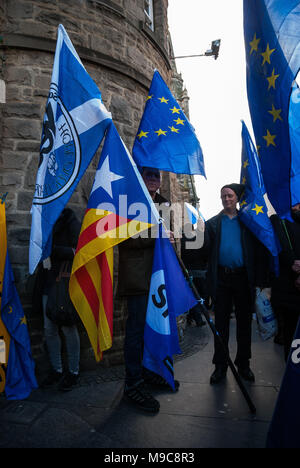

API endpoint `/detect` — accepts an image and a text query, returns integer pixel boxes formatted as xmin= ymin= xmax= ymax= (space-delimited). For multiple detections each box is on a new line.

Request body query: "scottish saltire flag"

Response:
xmin=29 ymin=24 xmax=112 ymax=274
xmin=0 ymin=201 xmax=38 ymax=400
xmin=70 ymin=122 xmax=160 ymax=361
xmin=239 ymin=121 xmax=280 ymax=262
xmin=132 ymin=70 xmax=206 ymax=177
xmin=266 ymin=318 xmax=300 ymax=448
xmin=244 ymin=0 xmax=300 ymax=219
xmin=143 ymin=224 xmax=198 ymax=390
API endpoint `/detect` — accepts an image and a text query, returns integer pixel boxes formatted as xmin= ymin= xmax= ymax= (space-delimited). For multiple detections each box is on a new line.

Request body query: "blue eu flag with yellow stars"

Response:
xmin=132 ymin=70 xmax=206 ymax=177
xmin=244 ymin=0 xmax=300 ymax=220
xmin=239 ymin=121 xmax=280 ymax=263
xmin=1 ymin=200 xmax=38 ymax=400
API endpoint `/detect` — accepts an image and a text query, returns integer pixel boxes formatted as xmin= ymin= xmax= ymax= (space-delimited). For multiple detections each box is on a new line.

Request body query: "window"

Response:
xmin=144 ymin=0 xmax=154 ymax=31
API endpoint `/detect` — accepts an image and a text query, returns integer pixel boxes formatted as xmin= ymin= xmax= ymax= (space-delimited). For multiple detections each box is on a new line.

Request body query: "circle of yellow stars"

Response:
xmin=137 ymin=95 xmax=186 ymax=140
xmin=248 ymin=32 xmax=283 ymax=156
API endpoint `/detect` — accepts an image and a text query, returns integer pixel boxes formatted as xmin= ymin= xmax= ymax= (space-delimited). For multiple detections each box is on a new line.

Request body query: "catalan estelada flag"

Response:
xmin=69 ymin=122 xmax=160 ymax=361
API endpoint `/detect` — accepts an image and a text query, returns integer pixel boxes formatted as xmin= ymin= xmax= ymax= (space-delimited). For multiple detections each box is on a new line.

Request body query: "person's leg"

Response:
xmin=283 ymin=311 xmax=300 ymax=361
xmin=58 ymin=325 xmax=81 ymax=391
xmin=123 ymin=295 xmax=160 ymax=412
xmin=233 ymin=273 xmax=254 ymax=381
xmin=124 ymin=295 xmax=148 ymax=388
xmin=61 ymin=325 xmax=80 ymax=375
xmin=210 ymin=275 xmax=233 ymax=384
xmin=41 ymin=295 xmax=63 ymax=386
xmin=212 ymin=280 xmax=232 ymax=368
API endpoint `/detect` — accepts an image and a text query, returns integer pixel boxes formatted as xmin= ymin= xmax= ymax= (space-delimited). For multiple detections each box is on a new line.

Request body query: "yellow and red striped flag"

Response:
xmin=70 ymin=123 xmax=159 ymax=361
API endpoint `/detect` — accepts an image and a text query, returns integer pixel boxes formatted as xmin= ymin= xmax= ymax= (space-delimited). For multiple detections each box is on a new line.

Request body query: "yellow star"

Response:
xmin=261 ymin=43 xmax=275 ymax=65
xmin=169 ymin=126 xmax=179 ymax=133
xmin=155 ymin=129 xmax=167 ymax=136
xmin=268 ymin=104 xmax=283 ymax=122
xmin=170 ymin=106 xmax=181 ymax=114
xmin=243 ymin=160 xmax=249 ymax=169
xmin=146 ymin=95 xmax=153 ymax=101
xmin=256 ymin=145 xmax=261 ymax=156
xmin=242 ymin=176 xmax=247 ymax=185
xmin=267 ymin=68 xmax=279 ymax=90
xmin=174 ymin=117 xmax=185 ymax=125
xmin=252 ymin=204 xmax=264 ymax=215
xmin=263 ymin=129 xmax=276 ymax=147
xmin=249 ymin=33 xmax=260 ymax=54
xmin=158 ymin=97 xmax=169 ymax=104
xmin=240 ymin=200 xmax=247 ymax=207
xmin=8 ymin=306 xmax=13 ymax=314
xmin=20 ymin=316 xmax=27 ymax=326
xmin=137 ymin=130 xmax=149 ymax=139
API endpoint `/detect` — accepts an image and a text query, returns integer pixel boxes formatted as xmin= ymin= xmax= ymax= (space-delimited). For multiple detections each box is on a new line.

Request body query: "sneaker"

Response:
xmin=40 ymin=370 xmax=63 ymax=388
xmin=58 ymin=372 xmax=80 ymax=392
xmin=124 ymin=383 xmax=160 ymax=413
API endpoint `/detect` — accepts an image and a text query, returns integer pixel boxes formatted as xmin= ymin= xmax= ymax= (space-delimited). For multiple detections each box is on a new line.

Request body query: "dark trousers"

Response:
xmin=124 ymin=295 xmax=148 ymax=388
xmin=282 ymin=310 xmax=300 ymax=361
xmin=213 ymin=269 xmax=253 ymax=369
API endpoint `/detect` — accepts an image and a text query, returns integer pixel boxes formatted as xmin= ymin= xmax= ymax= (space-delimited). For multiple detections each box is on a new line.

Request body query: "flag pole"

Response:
xmin=175 ymin=246 xmax=257 ymax=415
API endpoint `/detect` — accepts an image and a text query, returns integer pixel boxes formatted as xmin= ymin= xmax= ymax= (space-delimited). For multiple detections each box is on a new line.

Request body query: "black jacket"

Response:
xmin=199 ymin=211 xmax=269 ymax=301
xmin=32 ymin=208 xmax=81 ymax=312
xmin=117 ymin=193 xmax=170 ymax=297
xmin=270 ymin=215 xmax=300 ymax=313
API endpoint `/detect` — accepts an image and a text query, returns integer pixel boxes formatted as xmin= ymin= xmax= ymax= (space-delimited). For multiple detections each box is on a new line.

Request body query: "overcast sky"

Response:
xmin=168 ymin=0 xmax=253 ymax=220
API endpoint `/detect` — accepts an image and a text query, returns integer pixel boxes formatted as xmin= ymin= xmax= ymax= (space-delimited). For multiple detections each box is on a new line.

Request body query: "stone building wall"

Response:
xmin=0 ymin=0 xmax=197 ymax=370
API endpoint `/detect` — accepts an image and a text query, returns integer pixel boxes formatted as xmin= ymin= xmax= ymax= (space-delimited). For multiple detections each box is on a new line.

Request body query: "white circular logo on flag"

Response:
xmin=146 ymin=270 xmax=170 ymax=335
xmin=33 ymin=83 xmax=81 ymax=205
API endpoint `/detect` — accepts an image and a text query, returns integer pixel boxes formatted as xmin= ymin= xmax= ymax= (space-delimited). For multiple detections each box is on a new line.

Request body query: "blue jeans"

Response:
xmin=124 ymin=295 xmax=148 ymax=388
xmin=42 ymin=296 xmax=80 ymax=374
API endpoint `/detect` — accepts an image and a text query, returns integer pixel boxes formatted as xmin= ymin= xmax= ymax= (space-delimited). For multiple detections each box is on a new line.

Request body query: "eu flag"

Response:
xmin=244 ymin=0 xmax=300 ymax=219
xmin=143 ymin=224 xmax=198 ymax=390
xmin=29 ymin=24 xmax=112 ymax=274
xmin=132 ymin=70 xmax=206 ymax=177
xmin=266 ymin=318 xmax=300 ymax=448
xmin=0 ymin=201 xmax=37 ymax=400
xmin=239 ymin=121 xmax=280 ymax=262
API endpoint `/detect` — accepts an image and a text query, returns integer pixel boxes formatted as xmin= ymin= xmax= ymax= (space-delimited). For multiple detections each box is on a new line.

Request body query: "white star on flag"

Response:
xmin=92 ymin=154 xmax=124 ymax=198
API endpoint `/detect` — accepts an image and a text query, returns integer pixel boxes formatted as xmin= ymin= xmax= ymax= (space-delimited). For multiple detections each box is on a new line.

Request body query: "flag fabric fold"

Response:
xmin=132 ymin=70 xmax=206 ymax=177
xmin=0 ymin=202 xmax=38 ymax=400
xmin=244 ymin=0 xmax=300 ymax=219
xmin=69 ymin=122 xmax=160 ymax=361
xmin=266 ymin=318 xmax=300 ymax=448
xmin=143 ymin=224 xmax=198 ymax=390
xmin=29 ymin=24 xmax=112 ymax=274
xmin=239 ymin=121 xmax=280 ymax=262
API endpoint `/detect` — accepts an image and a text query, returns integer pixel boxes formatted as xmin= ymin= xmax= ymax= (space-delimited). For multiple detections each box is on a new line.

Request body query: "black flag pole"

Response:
xmin=175 ymin=248 xmax=257 ymax=415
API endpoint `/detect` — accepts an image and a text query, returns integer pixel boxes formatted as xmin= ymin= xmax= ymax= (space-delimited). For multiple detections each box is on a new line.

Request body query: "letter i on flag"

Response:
xmin=29 ymin=24 xmax=112 ymax=274
xmin=70 ymin=122 xmax=160 ymax=361
xmin=0 ymin=198 xmax=38 ymax=400
xmin=143 ymin=224 xmax=198 ymax=390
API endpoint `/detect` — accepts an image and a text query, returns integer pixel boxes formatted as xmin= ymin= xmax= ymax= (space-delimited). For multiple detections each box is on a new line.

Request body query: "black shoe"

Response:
xmin=40 ymin=370 xmax=63 ymax=388
xmin=124 ymin=383 xmax=160 ymax=413
xmin=210 ymin=366 xmax=227 ymax=385
xmin=238 ymin=367 xmax=255 ymax=382
xmin=144 ymin=373 xmax=180 ymax=392
xmin=58 ymin=372 xmax=80 ymax=392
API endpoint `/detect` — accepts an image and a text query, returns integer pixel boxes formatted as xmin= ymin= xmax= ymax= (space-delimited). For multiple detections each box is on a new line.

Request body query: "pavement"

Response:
xmin=0 ymin=316 xmax=286 ymax=449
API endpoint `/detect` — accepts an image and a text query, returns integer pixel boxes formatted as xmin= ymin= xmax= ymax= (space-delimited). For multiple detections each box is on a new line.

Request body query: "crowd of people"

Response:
xmin=34 ymin=168 xmax=300 ymax=414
